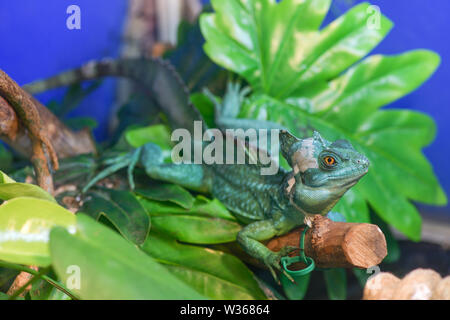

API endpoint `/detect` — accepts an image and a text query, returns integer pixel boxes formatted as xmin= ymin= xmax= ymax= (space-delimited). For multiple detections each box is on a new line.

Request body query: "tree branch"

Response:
xmin=0 ymin=70 xmax=96 ymax=192
xmin=267 ymin=215 xmax=388 ymax=269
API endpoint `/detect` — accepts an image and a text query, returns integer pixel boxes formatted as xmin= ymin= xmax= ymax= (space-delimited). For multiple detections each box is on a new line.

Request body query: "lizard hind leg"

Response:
xmin=82 ymin=143 xmax=165 ymax=193
xmin=140 ymin=143 xmax=210 ymax=193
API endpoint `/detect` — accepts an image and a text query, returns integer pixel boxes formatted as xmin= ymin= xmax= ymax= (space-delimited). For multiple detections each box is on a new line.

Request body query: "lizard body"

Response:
xmin=25 ymin=58 xmax=370 ymax=279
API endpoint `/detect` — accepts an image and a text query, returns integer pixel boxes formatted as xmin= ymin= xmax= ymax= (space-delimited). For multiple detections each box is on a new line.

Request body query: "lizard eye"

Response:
xmin=323 ymin=156 xmax=336 ymax=167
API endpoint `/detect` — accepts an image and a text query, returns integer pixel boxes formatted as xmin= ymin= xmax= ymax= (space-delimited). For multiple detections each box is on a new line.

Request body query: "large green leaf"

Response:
xmin=0 ymin=197 xmax=75 ymax=266
xmin=142 ymin=232 xmax=266 ymax=299
xmin=0 ymin=170 xmax=15 ymax=184
xmin=0 ymin=183 xmax=55 ymax=203
xmin=49 ymin=214 xmax=206 ymax=300
xmin=201 ymin=1 xmax=392 ymax=97
xmin=0 ymin=170 xmax=55 ymax=202
xmin=125 ymin=124 xmax=172 ymax=149
xmin=138 ymin=194 xmax=236 ymax=221
xmin=323 ymin=268 xmax=347 ymax=300
xmin=135 ymin=184 xmax=195 ymax=209
xmin=151 ymin=215 xmax=241 ymax=244
xmin=80 ymin=189 xmax=150 ymax=245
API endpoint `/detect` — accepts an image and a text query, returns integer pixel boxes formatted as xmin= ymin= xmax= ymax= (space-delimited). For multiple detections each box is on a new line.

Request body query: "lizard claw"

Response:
xmin=263 ymin=246 xmax=298 ymax=284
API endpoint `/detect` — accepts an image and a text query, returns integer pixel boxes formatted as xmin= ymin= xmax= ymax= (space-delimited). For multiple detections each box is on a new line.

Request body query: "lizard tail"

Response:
xmin=24 ymin=58 xmax=204 ymax=133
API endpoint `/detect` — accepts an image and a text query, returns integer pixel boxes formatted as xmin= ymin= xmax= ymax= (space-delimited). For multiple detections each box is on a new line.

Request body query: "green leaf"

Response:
xmin=139 ymin=195 xmax=236 ymax=221
xmin=0 ymin=267 xmax=18 ymax=289
xmin=370 ymin=210 xmax=400 ymax=263
xmin=49 ymin=214 xmax=206 ymax=299
xmin=0 ymin=170 xmax=55 ymax=202
xmin=125 ymin=124 xmax=174 ymax=162
xmin=352 ymin=268 xmax=371 ymax=288
xmin=0 ymin=183 xmax=55 ymax=203
xmin=191 ymin=92 xmax=217 ymax=128
xmin=0 ymin=197 xmax=75 ymax=266
xmin=323 ymin=268 xmax=347 ymax=300
xmin=135 ymin=184 xmax=195 ymax=209
xmin=201 ymin=1 xmax=392 ymax=97
xmin=281 ymin=272 xmax=311 ymax=300
xmin=125 ymin=124 xmax=172 ymax=149
xmin=80 ymin=189 xmax=150 ymax=245
xmin=151 ymin=215 xmax=241 ymax=244
xmin=142 ymin=232 xmax=266 ymax=299
xmin=333 ymin=188 xmax=369 ymax=223
xmin=0 ymin=145 xmax=13 ymax=173
xmin=0 ymin=170 xmax=16 ymax=184
xmin=0 ymin=292 xmax=10 ymax=300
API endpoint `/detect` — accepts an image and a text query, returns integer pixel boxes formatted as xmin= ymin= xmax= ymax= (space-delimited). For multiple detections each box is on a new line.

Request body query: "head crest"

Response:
xmin=280 ymin=130 xmax=331 ymax=172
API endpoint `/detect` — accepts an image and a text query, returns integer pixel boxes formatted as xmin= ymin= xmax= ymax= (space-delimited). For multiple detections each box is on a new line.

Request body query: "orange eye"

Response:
xmin=324 ymin=156 xmax=336 ymax=166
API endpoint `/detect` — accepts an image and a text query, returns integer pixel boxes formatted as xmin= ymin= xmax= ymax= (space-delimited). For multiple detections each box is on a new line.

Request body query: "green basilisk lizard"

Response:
xmin=25 ymin=58 xmax=370 ymax=281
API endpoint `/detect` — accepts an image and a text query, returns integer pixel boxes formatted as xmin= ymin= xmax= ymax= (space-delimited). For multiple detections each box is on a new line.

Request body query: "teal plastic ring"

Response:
xmin=281 ymin=225 xmax=315 ymax=277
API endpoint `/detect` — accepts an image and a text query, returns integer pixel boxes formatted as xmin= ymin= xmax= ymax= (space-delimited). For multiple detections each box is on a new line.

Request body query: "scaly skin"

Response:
xmin=25 ymin=59 xmax=370 ymax=280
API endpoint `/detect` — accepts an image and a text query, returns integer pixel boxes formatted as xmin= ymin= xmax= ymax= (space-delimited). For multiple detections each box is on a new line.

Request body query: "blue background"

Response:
xmin=0 ymin=0 xmax=449 ymax=217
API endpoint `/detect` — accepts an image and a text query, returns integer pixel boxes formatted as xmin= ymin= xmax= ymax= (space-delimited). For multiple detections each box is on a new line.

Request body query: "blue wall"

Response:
xmin=0 ymin=0 xmax=449 ymax=216
xmin=0 ymin=0 xmax=127 ymax=139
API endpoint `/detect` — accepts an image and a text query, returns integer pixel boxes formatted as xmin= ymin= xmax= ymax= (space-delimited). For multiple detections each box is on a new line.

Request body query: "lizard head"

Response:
xmin=280 ymin=130 xmax=369 ymax=215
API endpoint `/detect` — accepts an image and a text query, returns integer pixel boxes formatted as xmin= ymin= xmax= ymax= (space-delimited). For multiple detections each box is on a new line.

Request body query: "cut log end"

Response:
xmin=343 ymin=223 xmax=387 ymax=268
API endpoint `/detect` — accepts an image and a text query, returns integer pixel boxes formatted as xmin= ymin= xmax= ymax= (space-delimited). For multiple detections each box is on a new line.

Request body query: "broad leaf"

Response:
xmin=80 ymin=189 xmax=150 ymax=245
xmin=0 ymin=183 xmax=55 ymax=203
xmin=142 ymin=232 xmax=266 ymax=299
xmin=49 ymin=214 xmax=206 ymax=299
xmin=201 ymin=1 xmax=392 ymax=97
xmin=151 ymin=215 xmax=241 ymax=244
xmin=125 ymin=124 xmax=172 ymax=149
xmin=139 ymin=195 xmax=236 ymax=221
xmin=0 ymin=170 xmax=55 ymax=202
xmin=323 ymin=268 xmax=347 ymax=300
xmin=0 ymin=197 xmax=75 ymax=266
xmin=135 ymin=184 xmax=195 ymax=209
xmin=280 ymin=272 xmax=311 ymax=300
xmin=0 ymin=171 xmax=15 ymax=184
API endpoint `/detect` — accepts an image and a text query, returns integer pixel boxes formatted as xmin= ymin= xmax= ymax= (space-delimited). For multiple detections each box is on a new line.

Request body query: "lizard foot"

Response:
xmin=263 ymin=246 xmax=298 ymax=284
xmin=82 ymin=143 xmax=164 ymax=193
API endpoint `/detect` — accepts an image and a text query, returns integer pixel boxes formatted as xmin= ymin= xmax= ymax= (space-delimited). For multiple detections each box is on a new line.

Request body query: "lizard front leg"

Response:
xmin=237 ymin=215 xmax=297 ymax=282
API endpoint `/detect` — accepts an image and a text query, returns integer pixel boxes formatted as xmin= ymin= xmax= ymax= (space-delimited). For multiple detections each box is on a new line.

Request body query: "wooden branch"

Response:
xmin=0 ymin=70 xmax=96 ymax=190
xmin=267 ymin=215 xmax=387 ymax=269
xmin=0 ymin=94 xmax=96 ymax=160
